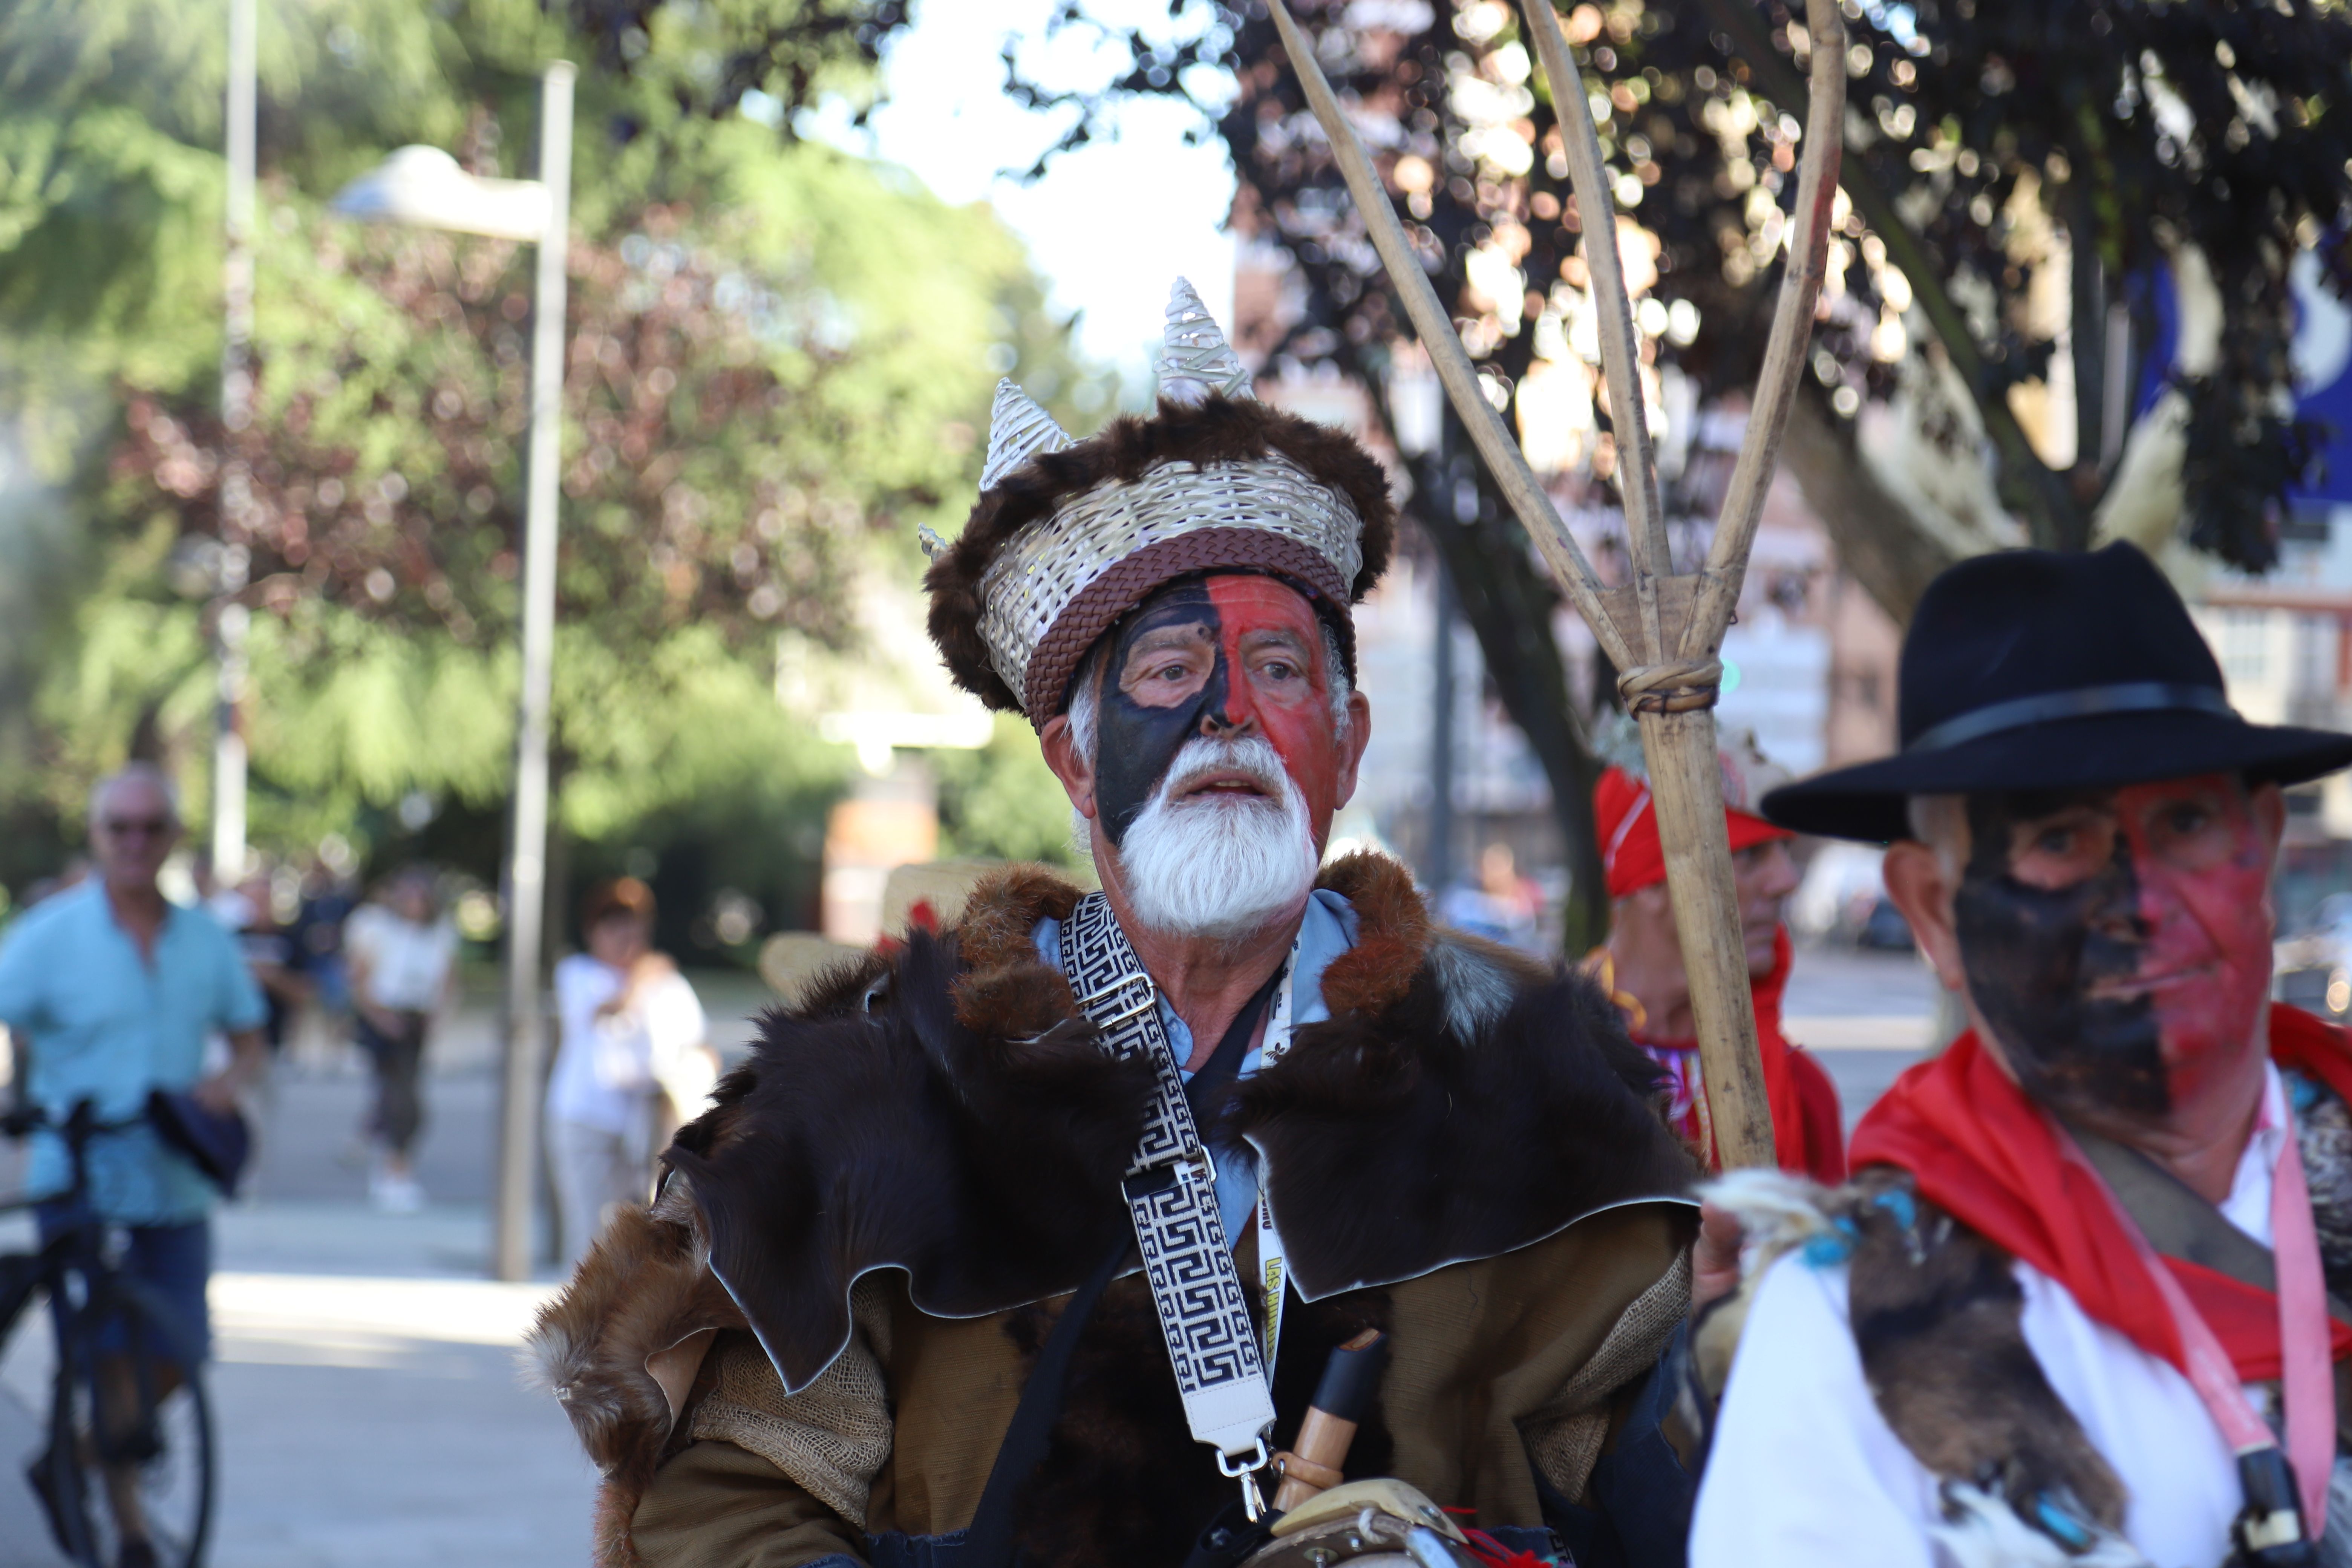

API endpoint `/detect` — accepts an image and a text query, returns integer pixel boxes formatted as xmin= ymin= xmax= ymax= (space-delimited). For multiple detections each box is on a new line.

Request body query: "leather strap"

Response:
xmin=960 ymin=1238 xmax=1129 ymax=1568
xmin=2066 ymin=1124 xmax=2352 ymax=1327
xmin=1185 ymin=969 xmax=1286 ymax=1118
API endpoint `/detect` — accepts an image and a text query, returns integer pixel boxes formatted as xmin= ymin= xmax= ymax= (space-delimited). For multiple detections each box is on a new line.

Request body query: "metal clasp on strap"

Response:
xmin=1121 ymin=1145 xmax=1217 ymax=1199
xmin=1218 ymin=1439 xmax=1271 ymax=1521
xmin=1075 ymin=971 xmax=1157 ymax=1028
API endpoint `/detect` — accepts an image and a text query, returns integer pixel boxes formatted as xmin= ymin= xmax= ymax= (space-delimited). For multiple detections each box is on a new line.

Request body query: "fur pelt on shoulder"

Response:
xmin=1225 ymin=940 xmax=1686 ymax=1298
xmin=527 ymin=1188 xmax=745 ymax=1559
xmin=1692 ymin=1168 xmax=2129 ymax=1557
xmin=924 ymin=394 xmax=1398 ymax=715
xmin=668 ymin=913 xmax=1158 ymax=1393
xmin=529 ymin=850 xmax=1688 ymax=1493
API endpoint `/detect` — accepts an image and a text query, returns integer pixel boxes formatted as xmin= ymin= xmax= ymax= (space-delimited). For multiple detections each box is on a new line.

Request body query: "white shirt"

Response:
xmin=343 ymin=905 xmax=459 ymax=1011
xmin=1693 ymin=1066 xmax=2290 ymax=1568
xmin=546 ymin=953 xmax=708 ymax=1135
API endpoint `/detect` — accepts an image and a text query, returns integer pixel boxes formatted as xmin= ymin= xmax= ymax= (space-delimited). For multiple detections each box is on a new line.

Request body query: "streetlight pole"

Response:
xmin=492 ymin=61 xmax=574 ymax=1283
xmin=213 ymin=0 xmax=257 ymax=879
xmin=330 ymin=63 xmax=574 ymax=1281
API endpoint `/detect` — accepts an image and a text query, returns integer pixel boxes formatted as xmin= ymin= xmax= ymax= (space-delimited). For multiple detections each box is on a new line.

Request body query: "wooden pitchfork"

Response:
xmin=1269 ymin=0 xmax=1847 ymax=1168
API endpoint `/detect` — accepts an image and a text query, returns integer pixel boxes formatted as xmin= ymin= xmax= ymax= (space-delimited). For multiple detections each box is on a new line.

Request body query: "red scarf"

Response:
xmin=1750 ymin=932 xmax=1850 ymax=1186
xmin=1850 ymin=1004 xmax=2352 ymax=1381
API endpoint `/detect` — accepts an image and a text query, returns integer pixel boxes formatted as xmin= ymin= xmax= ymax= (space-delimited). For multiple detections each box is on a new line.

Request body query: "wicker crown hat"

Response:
xmin=924 ymin=279 xmax=1396 ymax=724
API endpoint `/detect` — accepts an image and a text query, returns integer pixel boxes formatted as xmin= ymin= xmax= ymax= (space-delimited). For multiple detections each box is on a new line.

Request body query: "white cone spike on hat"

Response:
xmin=979 ymin=378 xmax=1072 ymax=492
xmin=1157 ymin=278 xmax=1254 ymax=405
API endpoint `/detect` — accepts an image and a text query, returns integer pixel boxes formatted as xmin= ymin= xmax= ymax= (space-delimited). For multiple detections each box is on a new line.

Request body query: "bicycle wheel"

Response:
xmin=48 ymin=1276 xmax=215 ymax=1568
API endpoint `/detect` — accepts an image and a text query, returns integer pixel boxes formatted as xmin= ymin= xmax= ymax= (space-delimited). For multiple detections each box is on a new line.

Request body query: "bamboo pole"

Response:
xmin=1272 ymin=0 xmax=1847 ymax=1168
xmin=1265 ymin=0 xmax=1633 ymax=672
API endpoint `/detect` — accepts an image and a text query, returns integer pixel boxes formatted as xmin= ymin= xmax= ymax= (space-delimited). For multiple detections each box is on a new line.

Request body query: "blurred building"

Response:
xmin=778 ymin=572 xmax=992 ymax=943
xmin=2189 ymin=523 xmax=2352 ymax=926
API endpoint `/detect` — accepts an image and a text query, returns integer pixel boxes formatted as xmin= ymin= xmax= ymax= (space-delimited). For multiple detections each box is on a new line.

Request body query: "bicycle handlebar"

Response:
xmin=0 ymin=1101 xmax=147 ymax=1142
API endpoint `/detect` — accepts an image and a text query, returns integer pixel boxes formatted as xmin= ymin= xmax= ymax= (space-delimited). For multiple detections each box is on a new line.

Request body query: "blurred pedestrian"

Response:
xmin=213 ymin=867 xmax=311 ymax=1056
xmin=22 ymin=856 xmax=90 ymax=909
xmin=1583 ymin=733 xmax=1846 ymax=1184
xmin=1436 ymin=840 xmax=1544 ymax=952
xmin=0 ymin=764 xmax=266 ymax=1563
xmin=343 ymin=867 xmax=457 ymax=1213
xmin=291 ymin=863 xmax=358 ymax=1024
xmin=547 ymin=877 xmax=708 ymax=1270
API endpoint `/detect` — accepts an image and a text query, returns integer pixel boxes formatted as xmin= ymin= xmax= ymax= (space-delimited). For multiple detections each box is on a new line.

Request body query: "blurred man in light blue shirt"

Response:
xmin=0 ymin=764 xmax=268 ymax=1347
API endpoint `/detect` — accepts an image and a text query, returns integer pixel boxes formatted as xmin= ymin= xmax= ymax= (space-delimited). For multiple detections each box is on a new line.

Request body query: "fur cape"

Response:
xmin=531 ymin=851 xmax=1694 ymax=1547
xmin=923 ymin=394 xmax=1399 ymax=717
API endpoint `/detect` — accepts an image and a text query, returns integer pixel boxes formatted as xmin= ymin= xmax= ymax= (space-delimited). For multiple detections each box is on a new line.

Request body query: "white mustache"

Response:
xmin=1162 ymin=737 xmax=1291 ymax=801
xmin=1116 ymin=735 xmax=1317 ymax=942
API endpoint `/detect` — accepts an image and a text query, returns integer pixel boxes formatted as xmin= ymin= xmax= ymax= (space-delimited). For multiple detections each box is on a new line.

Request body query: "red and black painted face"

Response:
xmin=1955 ymin=773 xmax=2273 ymax=1122
xmin=1090 ymin=573 xmax=1346 ymax=847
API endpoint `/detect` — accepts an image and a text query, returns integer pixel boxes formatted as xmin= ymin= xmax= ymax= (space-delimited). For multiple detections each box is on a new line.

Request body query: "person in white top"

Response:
xmin=341 ymin=867 xmax=458 ymax=1213
xmin=546 ymin=877 xmax=710 ymax=1270
xmin=1691 ymin=544 xmax=2352 ymax=1567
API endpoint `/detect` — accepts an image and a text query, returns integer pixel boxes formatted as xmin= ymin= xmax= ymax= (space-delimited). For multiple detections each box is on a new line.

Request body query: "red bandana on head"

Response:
xmin=1593 ymin=764 xmax=1792 ymax=901
xmin=1588 ymin=764 xmax=1844 ymax=1185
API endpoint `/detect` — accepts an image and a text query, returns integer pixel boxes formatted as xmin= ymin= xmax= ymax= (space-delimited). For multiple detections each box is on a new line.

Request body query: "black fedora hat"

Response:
xmin=1761 ymin=542 xmax=2352 ymax=842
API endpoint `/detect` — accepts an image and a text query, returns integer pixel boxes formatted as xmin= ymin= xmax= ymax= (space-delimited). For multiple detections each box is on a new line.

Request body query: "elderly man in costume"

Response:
xmin=1689 ymin=542 xmax=2352 ymax=1568
xmin=1585 ymin=736 xmax=1844 ymax=1184
xmin=533 ymin=284 xmax=1700 ymax=1568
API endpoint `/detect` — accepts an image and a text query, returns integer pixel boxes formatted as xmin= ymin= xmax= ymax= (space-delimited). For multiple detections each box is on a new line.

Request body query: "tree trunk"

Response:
xmin=1412 ymin=436 xmax=1609 ymax=953
xmin=1778 ymin=389 xmax=1962 ymax=628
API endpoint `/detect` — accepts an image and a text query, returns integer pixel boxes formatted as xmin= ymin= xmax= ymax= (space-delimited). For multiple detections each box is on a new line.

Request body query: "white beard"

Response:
xmin=1113 ymin=735 xmax=1319 ymax=943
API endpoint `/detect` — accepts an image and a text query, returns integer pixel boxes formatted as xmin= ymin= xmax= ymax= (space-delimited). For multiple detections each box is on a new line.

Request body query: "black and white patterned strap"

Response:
xmin=1061 ymin=893 xmax=1276 ymax=1468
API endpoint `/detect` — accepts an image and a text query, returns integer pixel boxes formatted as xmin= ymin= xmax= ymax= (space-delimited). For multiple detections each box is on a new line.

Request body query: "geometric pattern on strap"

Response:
xmin=1060 ymin=892 xmax=1276 ymax=1459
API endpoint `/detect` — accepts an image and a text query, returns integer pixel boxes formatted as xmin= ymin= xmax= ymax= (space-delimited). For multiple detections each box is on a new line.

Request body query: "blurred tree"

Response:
xmin=0 ymin=0 xmax=1106 ymax=946
xmin=1018 ymin=0 xmax=2352 ymax=944
xmin=934 ymin=714 xmax=1091 ymax=868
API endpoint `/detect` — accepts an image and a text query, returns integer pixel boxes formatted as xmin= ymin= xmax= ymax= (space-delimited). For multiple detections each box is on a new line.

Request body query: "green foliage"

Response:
xmin=934 ymin=714 xmax=1084 ymax=870
xmin=0 ymin=0 xmax=1103 ymax=933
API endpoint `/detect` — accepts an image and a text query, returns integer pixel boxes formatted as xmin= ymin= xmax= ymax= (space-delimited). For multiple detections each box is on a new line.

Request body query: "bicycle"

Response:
xmin=0 ymin=1101 xmax=216 ymax=1568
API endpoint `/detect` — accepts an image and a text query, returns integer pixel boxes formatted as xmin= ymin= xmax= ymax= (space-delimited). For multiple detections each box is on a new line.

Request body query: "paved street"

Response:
xmin=0 ymin=1134 xmax=593 ymax=1568
xmin=1782 ymin=942 xmax=1945 ymax=1134
xmin=0 ymin=971 xmax=776 ymax=1568
xmin=0 ymin=949 xmax=1932 ymax=1566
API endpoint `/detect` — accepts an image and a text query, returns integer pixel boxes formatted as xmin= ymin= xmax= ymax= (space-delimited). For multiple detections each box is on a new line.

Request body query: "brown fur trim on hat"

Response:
xmin=925 ymin=393 xmax=1398 ymax=715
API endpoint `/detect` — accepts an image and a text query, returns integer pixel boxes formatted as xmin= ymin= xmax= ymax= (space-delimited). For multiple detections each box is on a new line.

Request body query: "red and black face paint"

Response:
xmin=1087 ymin=573 xmax=1344 ymax=847
xmin=1954 ymin=775 xmax=2273 ymax=1124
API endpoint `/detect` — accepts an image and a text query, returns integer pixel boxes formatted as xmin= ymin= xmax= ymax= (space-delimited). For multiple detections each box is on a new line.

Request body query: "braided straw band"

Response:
xmin=1017 ymin=529 xmax=1354 ymax=721
xmin=977 ymin=453 xmax=1366 ymax=718
xmin=1617 ymin=658 xmax=1724 ymax=716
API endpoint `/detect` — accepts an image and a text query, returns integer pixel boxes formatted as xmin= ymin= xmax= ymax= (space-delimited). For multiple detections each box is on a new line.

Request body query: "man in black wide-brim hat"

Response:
xmin=1688 ymin=542 xmax=2352 ymax=1567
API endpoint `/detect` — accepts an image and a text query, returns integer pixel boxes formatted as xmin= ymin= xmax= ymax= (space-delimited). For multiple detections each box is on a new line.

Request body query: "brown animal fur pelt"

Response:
xmin=1224 ymin=954 xmax=1689 ymax=1300
xmin=999 ymin=1279 xmax=1393 ymax=1568
xmin=1315 ymin=848 xmax=1441 ymax=1018
xmin=663 ymin=925 xmax=1157 ymax=1392
xmin=925 ymin=393 xmax=1397 ymax=715
xmin=525 ymin=1195 xmax=744 ymax=1562
xmin=1845 ymin=1170 xmax=2127 ymax=1531
xmin=529 ymin=850 xmax=1699 ymax=1552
